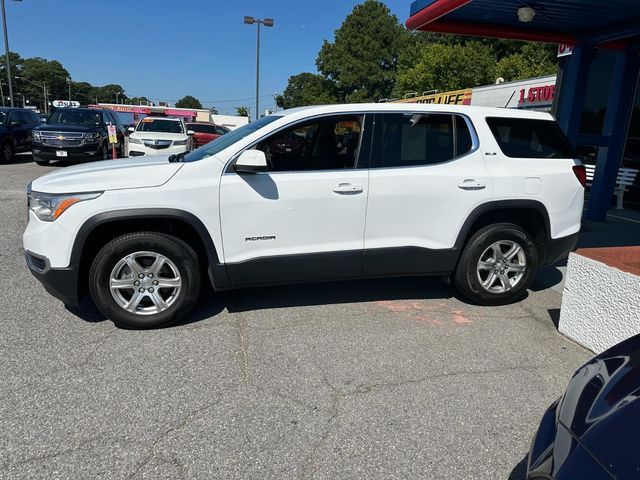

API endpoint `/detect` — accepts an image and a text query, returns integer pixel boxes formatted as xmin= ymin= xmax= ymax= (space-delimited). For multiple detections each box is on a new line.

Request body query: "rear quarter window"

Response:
xmin=486 ymin=117 xmax=575 ymax=159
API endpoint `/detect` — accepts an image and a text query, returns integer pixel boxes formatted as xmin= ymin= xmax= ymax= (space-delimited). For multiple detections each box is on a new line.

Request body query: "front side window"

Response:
xmin=373 ymin=113 xmax=473 ymax=168
xmin=256 ymin=115 xmax=364 ymax=172
xmin=188 ymin=124 xmax=216 ymax=134
xmin=487 ymin=117 xmax=574 ymax=159
xmin=136 ymin=118 xmax=184 ymax=134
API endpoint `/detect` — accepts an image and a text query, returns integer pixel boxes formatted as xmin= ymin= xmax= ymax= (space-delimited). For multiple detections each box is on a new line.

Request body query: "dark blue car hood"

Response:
xmin=558 ymin=334 xmax=640 ymax=478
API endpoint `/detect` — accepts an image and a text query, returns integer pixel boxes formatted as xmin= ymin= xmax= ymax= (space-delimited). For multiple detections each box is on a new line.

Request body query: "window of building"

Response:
xmin=256 ymin=115 xmax=364 ymax=172
xmin=372 ymin=113 xmax=473 ymax=168
xmin=487 ymin=117 xmax=575 ymax=159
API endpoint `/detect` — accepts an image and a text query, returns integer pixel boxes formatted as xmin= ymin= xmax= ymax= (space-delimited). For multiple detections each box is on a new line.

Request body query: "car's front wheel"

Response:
xmin=89 ymin=232 xmax=201 ymax=329
xmin=0 ymin=139 xmax=14 ymax=164
xmin=454 ymin=223 xmax=538 ymax=306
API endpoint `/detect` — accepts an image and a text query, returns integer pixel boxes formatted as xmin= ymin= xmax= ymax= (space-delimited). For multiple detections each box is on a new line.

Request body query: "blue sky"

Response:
xmin=7 ymin=0 xmax=410 ymax=114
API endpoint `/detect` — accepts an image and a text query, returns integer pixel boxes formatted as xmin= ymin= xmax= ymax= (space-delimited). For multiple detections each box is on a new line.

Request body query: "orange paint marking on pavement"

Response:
xmin=452 ymin=309 xmax=472 ymax=325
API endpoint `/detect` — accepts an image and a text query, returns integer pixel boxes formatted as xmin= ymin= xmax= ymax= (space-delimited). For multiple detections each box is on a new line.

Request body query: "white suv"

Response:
xmin=23 ymin=104 xmax=585 ymax=329
xmin=127 ymin=117 xmax=194 ymax=157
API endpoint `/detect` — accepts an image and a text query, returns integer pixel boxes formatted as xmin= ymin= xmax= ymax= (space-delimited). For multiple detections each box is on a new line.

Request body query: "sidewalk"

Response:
xmin=534 ymin=208 xmax=640 ymax=293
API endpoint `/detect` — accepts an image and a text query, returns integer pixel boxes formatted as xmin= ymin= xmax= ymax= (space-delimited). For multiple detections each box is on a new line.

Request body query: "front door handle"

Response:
xmin=458 ymin=179 xmax=486 ymax=191
xmin=333 ymin=183 xmax=363 ymax=195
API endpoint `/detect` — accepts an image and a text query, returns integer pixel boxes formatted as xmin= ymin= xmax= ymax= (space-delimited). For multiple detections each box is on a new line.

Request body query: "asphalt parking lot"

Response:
xmin=1 ymin=155 xmax=591 ymax=480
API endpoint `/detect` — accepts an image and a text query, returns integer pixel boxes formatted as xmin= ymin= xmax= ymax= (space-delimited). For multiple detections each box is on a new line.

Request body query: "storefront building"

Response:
xmin=407 ymin=0 xmax=640 ymax=220
xmin=392 ymin=75 xmax=557 ymax=112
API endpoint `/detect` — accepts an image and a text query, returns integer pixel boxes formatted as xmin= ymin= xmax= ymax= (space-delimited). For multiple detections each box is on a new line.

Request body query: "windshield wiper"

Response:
xmin=168 ymin=152 xmax=187 ymax=163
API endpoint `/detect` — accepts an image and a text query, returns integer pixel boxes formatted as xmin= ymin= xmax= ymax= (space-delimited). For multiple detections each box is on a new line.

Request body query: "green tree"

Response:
xmin=0 ymin=52 xmax=24 ymax=106
xmin=235 ymin=106 xmax=250 ymax=117
xmin=316 ymin=0 xmax=410 ymax=102
xmin=70 ymin=81 xmax=93 ymax=105
xmin=394 ymin=41 xmax=497 ymax=97
xmin=276 ymin=72 xmax=338 ymax=108
xmin=209 ymin=106 xmax=219 ymax=115
xmin=175 ymin=95 xmax=203 ymax=109
xmin=496 ymin=43 xmax=558 ymax=81
xmin=20 ymin=57 xmax=69 ymax=103
xmin=89 ymin=84 xmax=126 ymax=104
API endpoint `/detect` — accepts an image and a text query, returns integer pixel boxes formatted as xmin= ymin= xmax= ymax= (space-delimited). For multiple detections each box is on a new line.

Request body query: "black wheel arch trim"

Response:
xmin=454 ymin=200 xmax=560 ymax=265
xmin=71 ymin=208 xmax=230 ymax=289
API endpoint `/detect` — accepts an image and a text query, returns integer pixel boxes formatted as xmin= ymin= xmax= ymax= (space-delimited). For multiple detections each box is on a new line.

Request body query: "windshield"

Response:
xmin=184 ymin=115 xmax=281 ymax=162
xmin=48 ymin=110 xmax=102 ymax=127
xmin=136 ymin=118 xmax=184 ymax=134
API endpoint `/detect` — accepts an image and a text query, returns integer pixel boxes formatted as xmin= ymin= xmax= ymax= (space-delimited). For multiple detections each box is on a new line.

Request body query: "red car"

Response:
xmin=187 ymin=122 xmax=230 ymax=148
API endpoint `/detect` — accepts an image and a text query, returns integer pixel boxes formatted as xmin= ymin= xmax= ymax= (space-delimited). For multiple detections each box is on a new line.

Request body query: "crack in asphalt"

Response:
xmin=0 ymin=434 xmax=137 ymax=472
xmin=236 ymin=317 xmax=251 ymax=385
xmin=0 ymin=331 xmax=117 ymax=402
xmin=125 ymin=399 xmax=223 ymax=480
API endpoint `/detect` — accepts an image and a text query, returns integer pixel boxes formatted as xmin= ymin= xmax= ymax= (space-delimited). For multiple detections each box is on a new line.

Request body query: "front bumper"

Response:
xmin=25 ymin=251 xmax=80 ymax=306
xmin=542 ymin=231 xmax=580 ymax=266
xmin=127 ymin=143 xmax=188 ymax=157
xmin=32 ymin=142 xmax=103 ymax=162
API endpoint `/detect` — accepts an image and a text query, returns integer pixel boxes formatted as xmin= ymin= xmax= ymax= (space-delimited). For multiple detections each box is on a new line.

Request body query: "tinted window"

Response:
xmin=215 ymin=126 xmax=230 ymax=135
xmin=48 ymin=109 xmax=102 ymax=127
xmin=17 ymin=111 xmax=32 ymax=125
xmin=487 ymin=117 xmax=574 ymax=159
xmin=29 ymin=111 xmax=40 ymax=123
xmin=256 ymin=115 xmax=363 ymax=172
xmin=188 ymin=124 xmax=216 ymax=134
xmin=136 ymin=118 xmax=184 ymax=134
xmin=374 ymin=113 xmax=473 ymax=168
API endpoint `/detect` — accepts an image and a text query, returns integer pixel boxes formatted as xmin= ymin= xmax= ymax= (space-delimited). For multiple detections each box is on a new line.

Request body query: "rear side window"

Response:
xmin=188 ymin=124 xmax=216 ymax=134
xmin=373 ymin=113 xmax=474 ymax=168
xmin=486 ymin=117 xmax=574 ymax=159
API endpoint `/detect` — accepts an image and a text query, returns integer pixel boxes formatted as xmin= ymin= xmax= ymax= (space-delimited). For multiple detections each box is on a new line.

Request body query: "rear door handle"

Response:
xmin=333 ymin=183 xmax=363 ymax=194
xmin=458 ymin=179 xmax=486 ymax=191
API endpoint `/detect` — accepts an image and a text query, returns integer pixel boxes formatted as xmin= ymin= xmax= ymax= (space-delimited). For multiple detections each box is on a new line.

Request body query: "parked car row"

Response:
xmin=0 ymin=106 xmax=230 ymax=165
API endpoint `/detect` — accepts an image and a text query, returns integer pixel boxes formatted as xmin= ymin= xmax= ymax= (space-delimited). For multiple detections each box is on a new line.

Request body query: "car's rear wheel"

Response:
xmin=0 ymin=139 xmax=14 ymax=164
xmin=89 ymin=232 xmax=201 ymax=329
xmin=454 ymin=223 xmax=538 ymax=305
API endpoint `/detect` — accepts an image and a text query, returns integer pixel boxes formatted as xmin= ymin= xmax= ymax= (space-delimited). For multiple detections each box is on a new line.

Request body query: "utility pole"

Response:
xmin=1 ymin=0 xmax=14 ymax=107
xmin=243 ymin=16 xmax=274 ymax=121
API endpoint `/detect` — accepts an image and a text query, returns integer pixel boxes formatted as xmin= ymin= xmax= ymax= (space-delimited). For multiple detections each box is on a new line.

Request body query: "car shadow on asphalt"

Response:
xmin=68 ymin=276 xmax=473 ymax=328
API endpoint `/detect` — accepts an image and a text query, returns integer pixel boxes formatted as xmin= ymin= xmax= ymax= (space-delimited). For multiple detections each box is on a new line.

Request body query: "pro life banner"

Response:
xmin=395 ymin=89 xmax=472 ymax=105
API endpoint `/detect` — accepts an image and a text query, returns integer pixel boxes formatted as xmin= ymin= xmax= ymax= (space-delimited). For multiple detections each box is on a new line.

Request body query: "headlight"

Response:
xmin=83 ymin=132 xmax=100 ymax=143
xmin=32 ymin=130 xmax=42 ymax=141
xmin=129 ymin=136 xmax=142 ymax=144
xmin=173 ymin=139 xmax=188 ymax=146
xmin=27 ymin=188 xmax=103 ymax=221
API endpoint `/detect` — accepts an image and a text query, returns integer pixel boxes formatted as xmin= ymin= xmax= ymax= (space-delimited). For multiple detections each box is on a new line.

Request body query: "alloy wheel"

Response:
xmin=476 ymin=240 xmax=527 ymax=294
xmin=109 ymin=251 xmax=182 ymax=315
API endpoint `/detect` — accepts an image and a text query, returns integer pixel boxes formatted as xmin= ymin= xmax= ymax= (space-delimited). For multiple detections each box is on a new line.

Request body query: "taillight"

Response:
xmin=573 ymin=165 xmax=587 ymax=187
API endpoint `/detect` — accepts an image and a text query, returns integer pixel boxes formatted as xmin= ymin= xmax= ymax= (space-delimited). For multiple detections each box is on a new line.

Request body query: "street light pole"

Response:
xmin=1 ymin=0 xmax=14 ymax=107
xmin=244 ymin=16 xmax=274 ymax=121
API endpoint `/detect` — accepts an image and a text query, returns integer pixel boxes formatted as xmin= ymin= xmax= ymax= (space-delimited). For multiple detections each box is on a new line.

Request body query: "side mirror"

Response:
xmin=186 ymin=130 xmax=195 ymax=136
xmin=234 ymin=149 xmax=268 ymax=174
xmin=128 ymin=126 xmax=135 ymax=133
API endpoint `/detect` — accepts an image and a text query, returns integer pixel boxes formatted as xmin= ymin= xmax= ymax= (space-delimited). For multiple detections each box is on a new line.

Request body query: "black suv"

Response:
xmin=32 ymin=108 xmax=126 ymax=166
xmin=0 ymin=107 xmax=41 ymax=163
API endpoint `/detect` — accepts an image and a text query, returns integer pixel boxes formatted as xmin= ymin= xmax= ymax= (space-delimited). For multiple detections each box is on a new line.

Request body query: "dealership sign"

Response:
xmin=518 ymin=84 xmax=556 ymax=106
xmin=52 ymin=100 xmax=80 ymax=108
xmin=396 ymin=88 xmax=472 ymax=105
xmin=557 ymin=44 xmax=573 ymax=57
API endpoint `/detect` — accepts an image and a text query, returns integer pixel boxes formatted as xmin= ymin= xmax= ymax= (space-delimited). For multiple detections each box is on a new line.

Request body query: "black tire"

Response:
xmin=101 ymin=144 xmax=109 ymax=160
xmin=453 ymin=223 xmax=538 ymax=306
xmin=89 ymin=232 xmax=202 ymax=329
xmin=0 ymin=139 xmax=14 ymax=164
